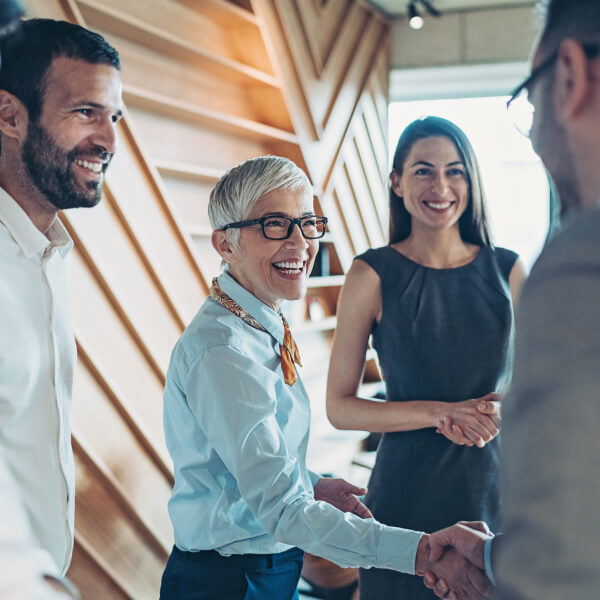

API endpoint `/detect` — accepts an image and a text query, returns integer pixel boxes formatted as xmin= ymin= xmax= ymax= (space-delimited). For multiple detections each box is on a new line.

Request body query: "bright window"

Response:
xmin=389 ymin=97 xmax=549 ymax=270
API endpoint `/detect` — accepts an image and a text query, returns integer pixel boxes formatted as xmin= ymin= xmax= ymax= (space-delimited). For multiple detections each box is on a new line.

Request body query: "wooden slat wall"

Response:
xmin=20 ymin=0 xmax=390 ymax=596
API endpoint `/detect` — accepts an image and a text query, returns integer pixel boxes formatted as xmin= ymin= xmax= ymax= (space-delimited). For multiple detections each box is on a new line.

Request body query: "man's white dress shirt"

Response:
xmin=0 ymin=187 xmax=76 ymax=575
xmin=0 ymin=450 xmax=75 ymax=598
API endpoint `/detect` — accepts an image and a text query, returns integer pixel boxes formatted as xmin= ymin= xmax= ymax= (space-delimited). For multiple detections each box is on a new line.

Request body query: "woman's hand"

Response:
xmin=436 ymin=393 xmax=501 ymax=448
xmin=313 ymin=477 xmax=373 ymax=519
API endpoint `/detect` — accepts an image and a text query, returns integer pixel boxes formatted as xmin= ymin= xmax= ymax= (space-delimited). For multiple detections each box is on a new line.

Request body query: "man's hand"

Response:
xmin=415 ymin=534 xmax=491 ymax=600
xmin=428 ymin=521 xmax=492 ymax=569
xmin=313 ymin=477 xmax=372 ymax=519
xmin=419 ymin=523 xmax=494 ymax=599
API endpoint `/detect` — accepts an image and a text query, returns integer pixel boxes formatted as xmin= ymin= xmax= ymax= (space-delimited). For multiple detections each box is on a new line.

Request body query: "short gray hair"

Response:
xmin=208 ymin=155 xmax=313 ymax=247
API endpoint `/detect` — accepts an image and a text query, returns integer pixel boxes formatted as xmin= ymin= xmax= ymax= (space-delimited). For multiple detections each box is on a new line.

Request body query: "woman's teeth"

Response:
xmin=274 ymin=261 xmax=304 ymax=273
xmin=425 ymin=201 xmax=452 ymax=210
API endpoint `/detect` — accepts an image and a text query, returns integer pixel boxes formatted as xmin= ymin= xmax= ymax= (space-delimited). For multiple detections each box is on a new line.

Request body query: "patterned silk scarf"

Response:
xmin=210 ymin=278 xmax=302 ymax=386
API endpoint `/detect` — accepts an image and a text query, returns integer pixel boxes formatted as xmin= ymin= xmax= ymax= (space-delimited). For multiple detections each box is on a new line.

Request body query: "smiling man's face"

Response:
xmin=22 ymin=55 xmax=123 ymax=210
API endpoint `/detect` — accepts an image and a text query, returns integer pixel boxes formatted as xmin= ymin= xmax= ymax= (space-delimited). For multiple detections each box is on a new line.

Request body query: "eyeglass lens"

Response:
xmin=263 ymin=216 xmax=326 ymax=239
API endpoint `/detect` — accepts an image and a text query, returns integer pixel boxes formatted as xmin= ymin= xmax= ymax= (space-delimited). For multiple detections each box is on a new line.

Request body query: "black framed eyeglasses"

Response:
xmin=222 ymin=215 xmax=328 ymax=240
xmin=507 ymin=43 xmax=600 ymax=137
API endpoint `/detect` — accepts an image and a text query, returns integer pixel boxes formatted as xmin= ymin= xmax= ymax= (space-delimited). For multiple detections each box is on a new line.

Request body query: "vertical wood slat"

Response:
xmin=250 ymin=0 xmax=320 ymax=143
xmin=351 ymin=113 xmax=389 ymax=233
xmin=312 ymin=17 xmax=389 ymax=192
xmin=332 ymin=167 xmax=369 ymax=255
xmin=342 ymin=141 xmax=385 ymax=247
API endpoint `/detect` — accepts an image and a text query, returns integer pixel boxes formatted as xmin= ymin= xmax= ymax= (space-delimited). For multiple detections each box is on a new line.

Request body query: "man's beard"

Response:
xmin=21 ymin=119 xmax=112 ymax=210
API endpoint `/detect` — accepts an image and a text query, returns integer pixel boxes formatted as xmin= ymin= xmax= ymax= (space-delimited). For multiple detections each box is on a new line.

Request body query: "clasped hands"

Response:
xmin=436 ymin=393 xmax=501 ymax=448
xmin=416 ymin=521 xmax=495 ymax=600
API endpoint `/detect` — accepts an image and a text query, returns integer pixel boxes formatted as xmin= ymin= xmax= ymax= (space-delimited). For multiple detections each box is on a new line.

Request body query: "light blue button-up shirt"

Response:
xmin=163 ymin=270 xmax=423 ymax=573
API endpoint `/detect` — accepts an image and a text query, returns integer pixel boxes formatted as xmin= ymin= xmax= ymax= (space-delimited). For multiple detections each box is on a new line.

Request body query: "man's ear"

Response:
xmin=390 ymin=170 xmax=404 ymax=197
xmin=211 ymin=229 xmax=238 ymax=264
xmin=554 ymin=39 xmax=594 ymax=123
xmin=0 ymin=90 xmax=27 ymax=143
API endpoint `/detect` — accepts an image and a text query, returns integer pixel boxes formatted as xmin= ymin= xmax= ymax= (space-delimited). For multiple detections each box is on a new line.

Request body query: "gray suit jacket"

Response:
xmin=496 ymin=206 xmax=600 ymax=598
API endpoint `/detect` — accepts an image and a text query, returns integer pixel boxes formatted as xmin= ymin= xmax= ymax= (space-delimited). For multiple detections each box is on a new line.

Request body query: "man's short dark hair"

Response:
xmin=0 ymin=18 xmax=120 ymax=122
xmin=537 ymin=0 xmax=600 ymax=53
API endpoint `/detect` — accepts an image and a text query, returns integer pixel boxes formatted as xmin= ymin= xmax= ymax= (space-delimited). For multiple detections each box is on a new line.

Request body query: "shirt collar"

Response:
xmin=217 ymin=268 xmax=285 ymax=345
xmin=0 ymin=186 xmax=73 ymax=259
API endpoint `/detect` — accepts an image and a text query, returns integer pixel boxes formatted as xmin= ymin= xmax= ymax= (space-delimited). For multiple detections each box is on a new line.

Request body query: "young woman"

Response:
xmin=327 ymin=117 xmax=526 ymax=599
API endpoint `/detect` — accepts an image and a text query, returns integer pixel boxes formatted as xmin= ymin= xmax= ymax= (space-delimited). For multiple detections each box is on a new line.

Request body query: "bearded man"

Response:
xmin=0 ymin=17 xmax=123 ymax=579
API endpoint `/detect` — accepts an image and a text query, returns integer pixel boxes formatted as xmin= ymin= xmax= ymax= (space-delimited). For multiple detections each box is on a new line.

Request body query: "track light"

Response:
xmin=408 ymin=2 xmax=424 ymax=30
xmin=420 ymin=0 xmax=441 ymax=17
xmin=407 ymin=0 xmax=441 ymax=29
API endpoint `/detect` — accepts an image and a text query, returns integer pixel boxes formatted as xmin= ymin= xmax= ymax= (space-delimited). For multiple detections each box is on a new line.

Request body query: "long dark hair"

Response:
xmin=389 ymin=116 xmax=493 ymax=246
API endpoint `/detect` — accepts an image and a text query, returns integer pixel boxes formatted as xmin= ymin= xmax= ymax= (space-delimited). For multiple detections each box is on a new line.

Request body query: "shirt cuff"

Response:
xmin=377 ymin=525 xmax=424 ymax=575
xmin=308 ymin=469 xmax=321 ymax=488
xmin=484 ymin=537 xmax=497 ymax=586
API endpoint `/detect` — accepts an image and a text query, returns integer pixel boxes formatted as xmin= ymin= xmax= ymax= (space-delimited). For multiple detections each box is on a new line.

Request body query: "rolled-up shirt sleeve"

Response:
xmin=184 ymin=343 xmax=423 ymax=573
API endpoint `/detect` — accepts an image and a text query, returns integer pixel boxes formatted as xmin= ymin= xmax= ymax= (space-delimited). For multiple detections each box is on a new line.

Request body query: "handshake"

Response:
xmin=415 ymin=521 xmax=495 ymax=600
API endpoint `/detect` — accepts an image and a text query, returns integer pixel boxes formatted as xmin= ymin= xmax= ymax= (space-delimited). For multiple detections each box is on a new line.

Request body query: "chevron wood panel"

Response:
xmin=72 ymin=450 xmax=166 ymax=597
xmin=67 ymin=248 xmax=170 ymax=467
xmin=20 ymin=0 xmax=390 ymax=596
xmin=68 ymin=536 xmax=131 ymax=600
xmin=72 ymin=356 xmax=173 ymax=546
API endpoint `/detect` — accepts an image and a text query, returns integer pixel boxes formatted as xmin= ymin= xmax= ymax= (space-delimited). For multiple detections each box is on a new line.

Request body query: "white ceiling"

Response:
xmin=366 ymin=0 xmax=537 ymax=18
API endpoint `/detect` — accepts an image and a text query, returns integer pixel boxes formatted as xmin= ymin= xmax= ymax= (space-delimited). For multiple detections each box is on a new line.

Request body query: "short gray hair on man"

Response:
xmin=208 ymin=155 xmax=313 ymax=247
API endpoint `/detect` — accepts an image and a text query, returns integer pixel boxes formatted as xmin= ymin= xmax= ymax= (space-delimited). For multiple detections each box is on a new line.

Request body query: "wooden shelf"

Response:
xmin=307 ymin=275 xmax=345 ymax=288
xmin=175 ymin=0 xmax=259 ymax=28
xmin=155 ymin=160 xmax=223 ymax=183
xmin=124 ymin=84 xmax=299 ymax=144
xmin=77 ymin=0 xmax=280 ymax=89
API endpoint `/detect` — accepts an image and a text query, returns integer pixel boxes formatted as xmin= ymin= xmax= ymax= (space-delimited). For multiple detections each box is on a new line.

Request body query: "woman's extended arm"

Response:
xmin=326 ymin=259 xmax=497 ymax=444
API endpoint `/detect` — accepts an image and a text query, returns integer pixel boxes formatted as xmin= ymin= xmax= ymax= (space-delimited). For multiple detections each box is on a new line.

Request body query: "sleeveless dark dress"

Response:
xmin=357 ymin=245 xmax=517 ymax=600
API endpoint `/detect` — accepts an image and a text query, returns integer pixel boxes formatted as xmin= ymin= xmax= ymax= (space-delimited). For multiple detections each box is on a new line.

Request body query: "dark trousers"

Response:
xmin=159 ymin=545 xmax=304 ymax=600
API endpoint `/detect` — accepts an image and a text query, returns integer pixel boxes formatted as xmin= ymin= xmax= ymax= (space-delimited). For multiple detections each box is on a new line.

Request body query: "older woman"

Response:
xmin=158 ymin=155 xmax=490 ymax=600
xmin=326 ymin=117 xmax=527 ymax=600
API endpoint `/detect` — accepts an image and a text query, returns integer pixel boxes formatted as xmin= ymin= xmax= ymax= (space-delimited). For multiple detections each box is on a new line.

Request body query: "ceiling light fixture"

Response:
xmin=408 ymin=2 xmax=424 ymax=30
xmin=408 ymin=0 xmax=441 ymax=30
